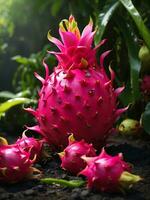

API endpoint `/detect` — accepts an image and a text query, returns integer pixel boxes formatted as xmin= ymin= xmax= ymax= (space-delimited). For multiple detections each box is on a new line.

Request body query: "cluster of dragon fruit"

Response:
xmin=0 ymin=16 xmax=142 ymax=192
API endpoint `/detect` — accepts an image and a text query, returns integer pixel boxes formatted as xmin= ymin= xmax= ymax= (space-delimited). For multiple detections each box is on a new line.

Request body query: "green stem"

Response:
xmin=119 ymin=0 xmax=150 ymax=50
xmin=119 ymin=171 xmax=142 ymax=189
xmin=40 ymin=178 xmax=85 ymax=188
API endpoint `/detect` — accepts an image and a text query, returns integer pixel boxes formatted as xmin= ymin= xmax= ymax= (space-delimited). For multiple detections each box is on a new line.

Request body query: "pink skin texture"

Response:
xmin=15 ymin=131 xmax=43 ymax=160
xmin=141 ymin=75 xmax=150 ymax=96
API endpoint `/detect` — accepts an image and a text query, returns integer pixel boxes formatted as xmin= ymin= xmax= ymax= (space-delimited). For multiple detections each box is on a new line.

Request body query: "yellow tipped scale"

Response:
xmin=58 ymin=151 xmax=65 ymax=158
xmin=1 ymin=167 xmax=7 ymax=176
xmin=68 ymin=134 xmax=76 ymax=144
xmin=58 ymin=134 xmax=75 ymax=158
xmin=80 ymin=58 xmax=88 ymax=69
xmin=59 ymin=15 xmax=81 ymax=39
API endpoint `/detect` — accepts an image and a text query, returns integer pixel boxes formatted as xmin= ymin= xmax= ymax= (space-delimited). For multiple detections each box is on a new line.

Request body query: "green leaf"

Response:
xmin=15 ymin=90 xmax=31 ymax=98
xmin=0 ymin=98 xmax=31 ymax=118
xmin=119 ymin=0 xmax=150 ymax=50
xmin=40 ymin=178 xmax=85 ymax=188
xmin=0 ymin=90 xmax=30 ymax=99
xmin=51 ymin=0 xmax=62 ymax=16
xmin=12 ymin=55 xmax=29 ymax=65
xmin=119 ymin=82 xmax=133 ymax=106
xmin=95 ymin=0 xmax=119 ymax=44
xmin=118 ymin=20 xmax=141 ymax=103
xmin=142 ymin=102 xmax=150 ymax=134
xmin=0 ymin=91 xmax=17 ymax=99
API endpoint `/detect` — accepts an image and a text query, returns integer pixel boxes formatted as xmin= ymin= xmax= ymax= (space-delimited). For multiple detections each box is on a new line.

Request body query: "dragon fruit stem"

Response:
xmin=119 ymin=171 xmax=142 ymax=190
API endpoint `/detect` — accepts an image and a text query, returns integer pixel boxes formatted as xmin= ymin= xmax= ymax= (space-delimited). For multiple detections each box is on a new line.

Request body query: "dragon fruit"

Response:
xmin=118 ymin=118 xmax=142 ymax=136
xmin=0 ymin=144 xmax=40 ymax=183
xmin=58 ymin=134 xmax=96 ymax=175
xmin=15 ymin=131 xmax=43 ymax=160
xmin=80 ymin=148 xmax=141 ymax=192
xmin=27 ymin=15 xmax=127 ymax=149
xmin=141 ymin=75 xmax=150 ymax=97
xmin=138 ymin=45 xmax=150 ymax=74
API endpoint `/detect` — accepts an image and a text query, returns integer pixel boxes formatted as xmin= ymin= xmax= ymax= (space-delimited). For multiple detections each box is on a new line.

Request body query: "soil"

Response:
xmin=0 ymin=134 xmax=150 ymax=200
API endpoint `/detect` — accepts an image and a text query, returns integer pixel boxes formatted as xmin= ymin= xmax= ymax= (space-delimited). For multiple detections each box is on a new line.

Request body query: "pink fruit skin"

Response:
xmin=15 ymin=132 xmax=43 ymax=160
xmin=80 ymin=149 xmax=131 ymax=192
xmin=59 ymin=136 xmax=96 ymax=175
xmin=141 ymin=75 xmax=150 ymax=96
xmin=26 ymin=16 xmax=127 ymax=149
xmin=0 ymin=145 xmax=35 ymax=183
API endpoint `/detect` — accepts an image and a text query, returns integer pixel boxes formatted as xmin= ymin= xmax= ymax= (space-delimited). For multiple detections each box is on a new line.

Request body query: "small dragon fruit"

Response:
xmin=0 ymin=144 xmax=40 ymax=183
xmin=80 ymin=148 xmax=141 ymax=192
xmin=141 ymin=75 xmax=150 ymax=97
xmin=138 ymin=45 xmax=150 ymax=74
xmin=27 ymin=15 xmax=127 ymax=149
xmin=58 ymin=134 xmax=96 ymax=175
xmin=118 ymin=119 xmax=142 ymax=136
xmin=15 ymin=131 xmax=43 ymax=160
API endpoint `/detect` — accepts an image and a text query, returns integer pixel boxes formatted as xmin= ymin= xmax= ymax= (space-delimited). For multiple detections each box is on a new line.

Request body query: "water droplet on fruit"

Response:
xmin=85 ymin=71 xmax=91 ymax=77
xmin=97 ymin=96 xmax=103 ymax=105
xmin=88 ymin=89 xmax=95 ymax=96
xmin=57 ymin=97 xmax=62 ymax=104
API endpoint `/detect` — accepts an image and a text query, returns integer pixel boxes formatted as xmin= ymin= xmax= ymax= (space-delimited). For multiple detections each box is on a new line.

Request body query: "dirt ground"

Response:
xmin=0 ymin=135 xmax=150 ymax=200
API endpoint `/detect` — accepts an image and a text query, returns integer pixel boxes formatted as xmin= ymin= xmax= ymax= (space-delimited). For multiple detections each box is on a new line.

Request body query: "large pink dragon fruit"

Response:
xmin=80 ymin=148 xmax=141 ymax=192
xmin=27 ymin=15 xmax=127 ymax=149
xmin=59 ymin=134 xmax=96 ymax=175
xmin=0 ymin=144 xmax=40 ymax=183
xmin=15 ymin=131 xmax=43 ymax=160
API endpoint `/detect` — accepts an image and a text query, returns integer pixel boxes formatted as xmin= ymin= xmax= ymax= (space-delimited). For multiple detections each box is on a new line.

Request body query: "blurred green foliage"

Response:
xmin=0 ymin=0 xmax=14 ymax=52
xmin=12 ymin=45 xmax=56 ymax=99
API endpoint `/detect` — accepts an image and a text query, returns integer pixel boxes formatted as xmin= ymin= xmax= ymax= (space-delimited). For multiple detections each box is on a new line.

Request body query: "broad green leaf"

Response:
xmin=0 ymin=98 xmax=31 ymax=118
xmin=16 ymin=90 xmax=30 ymax=98
xmin=119 ymin=0 xmax=150 ymax=50
xmin=12 ymin=55 xmax=37 ymax=67
xmin=0 ymin=91 xmax=17 ymax=99
xmin=95 ymin=0 xmax=119 ymax=44
xmin=118 ymin=20 xmax=141 ymax=104
xmin=12 ymin=55 xmax=29 ymax=65
xmin=142 ymin=102 xmax=150 ymax=134
xmin=0 ymin=90 xmax=30 ymax=99
xmin=119 ymin=81 xmax=133 ymax=106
